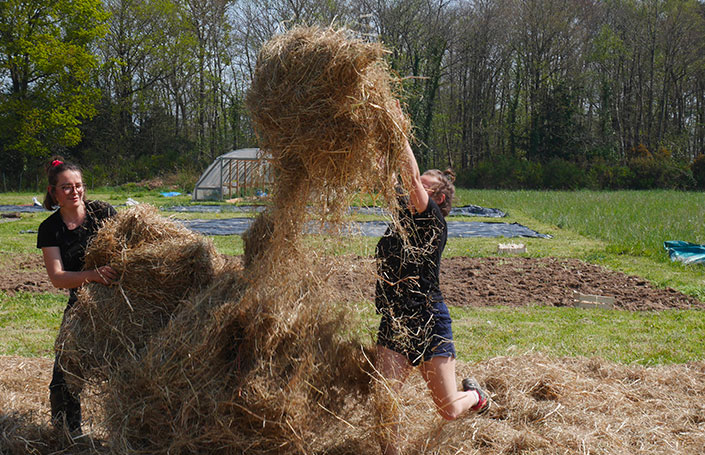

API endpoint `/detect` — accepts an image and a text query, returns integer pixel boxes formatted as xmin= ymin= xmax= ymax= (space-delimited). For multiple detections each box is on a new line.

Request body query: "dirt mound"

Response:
xmin=1 ymin=254 xmax=701 ymax=311
xmin=334 ymin=256 xmax=704 ymax=311
xmin=0 ymin=254 xmax=64 ymax=296
xmin=442 ymin=256 xmax=704 ymax=310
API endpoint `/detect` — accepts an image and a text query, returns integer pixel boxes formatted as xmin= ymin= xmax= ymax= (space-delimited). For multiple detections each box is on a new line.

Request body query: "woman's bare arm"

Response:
xmin=400 ymin=139 xmax=429 ymax=214
xmin=41 ymin=247 xmax=117 ymax=288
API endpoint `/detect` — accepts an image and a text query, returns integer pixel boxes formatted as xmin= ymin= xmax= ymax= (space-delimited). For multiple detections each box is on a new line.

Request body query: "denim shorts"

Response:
xmin=377 ymin=299 xmax=456 ymax=366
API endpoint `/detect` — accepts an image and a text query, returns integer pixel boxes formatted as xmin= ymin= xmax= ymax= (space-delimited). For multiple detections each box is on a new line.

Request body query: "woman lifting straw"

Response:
xmin=37 ymin=158 xmax=117 ymax=437
xmin=375 ymin=111 xmax=490 ymax=454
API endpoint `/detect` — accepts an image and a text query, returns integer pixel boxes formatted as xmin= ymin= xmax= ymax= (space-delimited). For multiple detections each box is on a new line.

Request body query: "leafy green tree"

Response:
xmin=0 ymin=0 xmax=108 ymax=188
xmin=533 ymin=83 xmax=582 ymax=162
xmin=691 ymin=154 xmax=705 ymax=189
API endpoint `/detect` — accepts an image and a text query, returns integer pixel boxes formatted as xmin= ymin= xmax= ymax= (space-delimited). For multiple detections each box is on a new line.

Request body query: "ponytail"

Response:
xmin=43 ymin=157 xmax=83 ymax=210
xmin=442 ymin=168 xmax=456 ymax=184
xmin=422 ymin=168 xmax=456 ymax=217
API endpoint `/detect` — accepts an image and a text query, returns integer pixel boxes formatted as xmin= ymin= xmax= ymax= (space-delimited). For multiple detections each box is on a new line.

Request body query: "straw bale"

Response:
xmin=47 ymin=197 xmax=379 ymax=452
xmin=94 ymin=254 xmax=375 ymax=454
xmin=247 ymin=25 xmax=409 ymax=221
xmin=55 ymin=205 xmax=224 ymax=392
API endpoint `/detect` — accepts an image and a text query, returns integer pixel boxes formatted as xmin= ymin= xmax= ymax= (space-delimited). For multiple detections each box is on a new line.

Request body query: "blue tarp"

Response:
xmin=664 ymin=241 xmax=705 ymax=265
xmin=180 ymin=218 xmax=551 ymax=238
xmin=160 ymin=191 xmax=182 ymax=197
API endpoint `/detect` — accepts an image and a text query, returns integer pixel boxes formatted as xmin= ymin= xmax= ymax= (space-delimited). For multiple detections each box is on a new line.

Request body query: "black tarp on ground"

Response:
xmin=449 ymin=205 xmax=506 ymax=217
xmin=164 ymin=205 xmax=267 ymax=213
xmin=0 ymin=203 xmax=506 ymax=218
xmin=163 ymin=204 xmax=506 ymax=217
xmin=180 ymin=218 xmax=551 ymax=238
xmin=0 ymin=205 xmax=46 ymax=213
xmin=0 ymin=204 xmax=528 ymax=237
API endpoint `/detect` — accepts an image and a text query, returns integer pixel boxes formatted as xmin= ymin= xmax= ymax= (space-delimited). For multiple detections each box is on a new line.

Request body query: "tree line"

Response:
xmin=2 ymin=0 xmax=705 ymax=191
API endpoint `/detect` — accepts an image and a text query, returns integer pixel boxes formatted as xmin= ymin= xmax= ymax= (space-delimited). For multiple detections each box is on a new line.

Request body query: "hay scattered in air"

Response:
xmin=246 ymin=25 xmax=409 ymax=224
xmin=47 ymin=25 xmax=410 ymax=454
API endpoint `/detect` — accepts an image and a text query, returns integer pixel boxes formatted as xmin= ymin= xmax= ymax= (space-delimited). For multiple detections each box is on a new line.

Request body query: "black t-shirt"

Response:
xmin=375 ymin=197 xmax=447 ymax=315
xmin=37 ymin=200 xmax=116 ymax=298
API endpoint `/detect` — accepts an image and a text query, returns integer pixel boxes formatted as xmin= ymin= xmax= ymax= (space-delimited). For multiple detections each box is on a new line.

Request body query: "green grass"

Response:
xmin=450 ymin=306 xmax=705 ymax=365
xmin=0 ymin=187 xmax=194 ymax=207
xmin=0 ymin=292 xmax=66 ymax=357
xmin=457 ymin=189 xmax=705 ymax=262
xmin=211 ymin=235 xmax=244 ymax=256
xmin=2 ymin=188 xmax=704 ymax=365
xmin=350 ymin=302 xmax=705 ymax=366
xmin=0 ymin=214 xmax=43 ymax=253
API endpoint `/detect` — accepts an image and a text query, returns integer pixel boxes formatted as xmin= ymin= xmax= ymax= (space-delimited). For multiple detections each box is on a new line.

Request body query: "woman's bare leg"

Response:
xmin=375 ymin=345 xmax=412 ymax=455
xmin=419 ymin=356 xmax=479 ymax=420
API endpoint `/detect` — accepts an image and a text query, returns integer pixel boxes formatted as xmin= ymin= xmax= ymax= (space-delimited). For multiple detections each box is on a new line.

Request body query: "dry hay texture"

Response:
xmin=246 ymin=25 xmax=409 ymax=223
xmin=366 ymin=354 xmax=705 ymax=455
xmin=4 ymin=354 xmax=705 ymax=455
xmin=55 ymin=205 xmax=224 ymax=390
xmin=50 ymin=204 xmax=378 ymax=454
xmin=42 ymin=25 xmax=412 ymax=454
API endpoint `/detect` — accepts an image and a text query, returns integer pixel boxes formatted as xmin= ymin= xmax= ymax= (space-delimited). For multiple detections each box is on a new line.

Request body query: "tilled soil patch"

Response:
xmin=334 ymin=256 xmax=704 ymax=311
xmin=0 ymin=254 xmax=64 ymax=296
xmin=3 ymin=254 xmax=702 ymax=311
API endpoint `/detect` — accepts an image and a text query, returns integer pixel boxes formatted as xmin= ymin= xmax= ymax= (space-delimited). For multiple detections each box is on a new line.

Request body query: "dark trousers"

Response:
xmin=50 ymin=356 xmax=81 ymax=432
xmin=51 ymin=297 xmax=81 ymax=433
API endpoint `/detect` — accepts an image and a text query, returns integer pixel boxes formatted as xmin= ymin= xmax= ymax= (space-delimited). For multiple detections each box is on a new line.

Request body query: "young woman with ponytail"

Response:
xmin=37 ymin=158 xmax=117 ymax=436
xmin=374 ymin=133 xmax=490 ymax=454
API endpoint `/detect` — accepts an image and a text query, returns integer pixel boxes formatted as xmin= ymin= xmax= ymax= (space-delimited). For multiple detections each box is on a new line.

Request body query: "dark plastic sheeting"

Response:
xmin=163 ymin=204 xmax=506 ymax=217
xmin=180 ymin=218 xmax=550 ymax=238
xmin=164 ymin=205 xmax=267 ymax=213
xmin=0 ymin=203 xmax=506 ymax=219
xmin=0 ymin=205 xmax=46 ymax=213
xmin=450 ymin=205 xmax=506 ymax=217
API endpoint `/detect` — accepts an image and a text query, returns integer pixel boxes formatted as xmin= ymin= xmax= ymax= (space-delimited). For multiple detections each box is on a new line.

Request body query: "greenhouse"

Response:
xmin=192 ymin=148 xmax=272 ymax=201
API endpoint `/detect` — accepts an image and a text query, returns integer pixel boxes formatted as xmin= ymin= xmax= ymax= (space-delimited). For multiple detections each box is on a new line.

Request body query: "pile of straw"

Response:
xmin=56 ymin=205 xmax=224 ymax=392
xmin=393 ymin=353 xmax=705 ymax=454
xmin=54 ymin=206 xmax=375 ymax=452
xmin=3 ymin=351 xmax=705 ymax=454
xmin=247 ymin=25 xmax=408 ymax=221
xmin=93 ymin=255 xmax=375 ymax=454
xmin=49 ymin=26 xmax=412 ymax=454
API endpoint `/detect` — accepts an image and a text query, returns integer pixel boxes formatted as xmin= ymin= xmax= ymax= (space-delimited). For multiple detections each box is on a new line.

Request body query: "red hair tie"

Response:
xmin=51 ymin=160 xmax=63 ymax=167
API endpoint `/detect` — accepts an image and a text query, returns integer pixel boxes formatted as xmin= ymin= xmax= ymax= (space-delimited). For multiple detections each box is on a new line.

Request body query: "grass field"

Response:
xmin=1 ymin=188 xmax=704 ymax=365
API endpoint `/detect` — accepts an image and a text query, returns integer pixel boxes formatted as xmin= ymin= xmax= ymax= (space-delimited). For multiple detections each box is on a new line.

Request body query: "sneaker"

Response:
xmin=462 ymin=377 xmax=491 ymax=415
